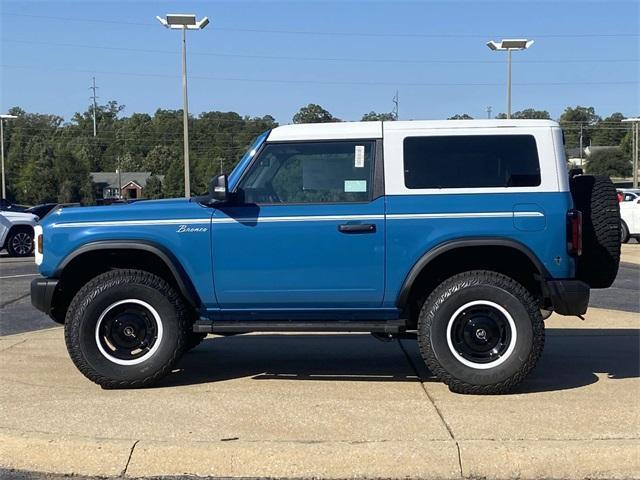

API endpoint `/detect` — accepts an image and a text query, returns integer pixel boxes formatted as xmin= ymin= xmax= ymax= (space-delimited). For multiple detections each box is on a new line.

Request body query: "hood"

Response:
xmin=41 ymin=197 xmax=212 ymax=228
xmin=0 ymin=210 xmax=38 ymax=223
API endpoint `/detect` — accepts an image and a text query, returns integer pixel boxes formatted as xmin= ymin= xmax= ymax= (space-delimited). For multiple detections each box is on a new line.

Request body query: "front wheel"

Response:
xmin=621 ymin=221 xmax=630 ymax=244
xmin=64 ymin=269 xmax=189 ymax=388
xmin=6 ymin=227 xmax=34 ymax=257
xmin=417 ymin=270 xmax=544 ymax=394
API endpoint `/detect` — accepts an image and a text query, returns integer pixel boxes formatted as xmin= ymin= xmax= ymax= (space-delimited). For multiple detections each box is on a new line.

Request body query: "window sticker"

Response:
xmin=344 ymin=180 xmax=367 ymax=192
xmin=354 ymin=145 xmax=365 ymax=168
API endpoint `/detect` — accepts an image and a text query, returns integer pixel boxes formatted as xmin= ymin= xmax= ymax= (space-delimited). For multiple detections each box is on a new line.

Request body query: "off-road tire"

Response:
xmin=570 ymin=175 xmax=621 ymax=288
xmin=185 ymin=332 xmax=207 ymax=352
xmin=417 ymin=270 xmax=545 ymax=395
xmin=620 ymin=221 xmax=630 ymax=244
xmin=6 ymin=226 xmax=34 ymax=257
xmin=64 ymin=269 xmax=189 ymax=389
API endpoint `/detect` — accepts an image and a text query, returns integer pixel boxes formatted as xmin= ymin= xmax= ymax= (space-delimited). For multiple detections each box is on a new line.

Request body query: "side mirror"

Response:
xmin=208 ymin=174 xmax=228 ymax=202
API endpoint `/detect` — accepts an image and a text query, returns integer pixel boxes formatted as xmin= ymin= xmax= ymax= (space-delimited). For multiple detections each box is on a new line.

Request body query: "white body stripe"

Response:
xmin=52 ymin=211 xmax=543 ymax=228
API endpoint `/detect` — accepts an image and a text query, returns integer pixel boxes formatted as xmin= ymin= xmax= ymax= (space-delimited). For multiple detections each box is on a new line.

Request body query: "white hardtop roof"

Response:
xmin=268 ymin=119 xmax=559 ymax=141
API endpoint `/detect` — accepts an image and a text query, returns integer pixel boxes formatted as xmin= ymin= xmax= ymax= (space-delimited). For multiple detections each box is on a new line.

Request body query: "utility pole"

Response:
xmin=623 ymin=118 xmax=640 ymax=188
xmin=0 ymin=114 xmax=17 ymax=200
xmin=90 ymin=77 xmax=98 ymax=137
xmin=392 ymin=90 xmax=399 ymax=120
xmin=486 ymin=106 xmax=492 ymax=119
xmin=579 ymin=124 xmax=584 ymax=167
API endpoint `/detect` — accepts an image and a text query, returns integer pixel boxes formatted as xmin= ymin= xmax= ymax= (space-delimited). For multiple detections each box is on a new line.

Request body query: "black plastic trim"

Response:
xmin=30 ymin=277 xmax=59 ymax=315
xmin=396 ymin=237 xmax=551 ymax=308
xmin=372 ymin=138 xmax=385 ymax=200
xmin=54 ymin=240 xmax=201 ymax=308
xmin=546 ymin=279 xmax=589 ymax=316
xmin=193 ymin=319 xmax=406 ymax=334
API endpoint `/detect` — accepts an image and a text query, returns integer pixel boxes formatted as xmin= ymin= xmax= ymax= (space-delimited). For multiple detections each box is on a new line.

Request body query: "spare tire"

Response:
xmin=570 ymin=175 xmax=621 ymax=288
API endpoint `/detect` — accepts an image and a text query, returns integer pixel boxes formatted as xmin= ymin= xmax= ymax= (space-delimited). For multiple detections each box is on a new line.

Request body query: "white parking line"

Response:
xmin=0 ymin=273 xmax=39 ymax=279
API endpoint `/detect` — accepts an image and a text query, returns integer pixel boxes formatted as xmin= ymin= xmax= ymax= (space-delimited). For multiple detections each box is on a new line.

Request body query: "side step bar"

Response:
xmin=193 ymin=319 xmax=407 ymax=334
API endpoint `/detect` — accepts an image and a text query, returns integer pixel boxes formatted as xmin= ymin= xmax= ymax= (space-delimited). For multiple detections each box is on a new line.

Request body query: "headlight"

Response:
xmin=34 ymin=225 xmax=43 ymax=266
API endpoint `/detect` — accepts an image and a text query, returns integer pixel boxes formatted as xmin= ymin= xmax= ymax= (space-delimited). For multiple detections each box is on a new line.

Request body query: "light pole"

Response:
xmin=622 ymin=118 xmax=640 ymax=188
xmin=486 ymin=39 xmax=534 ymax=119
xmin=156 ymin=13 xmax=210 ymax=198
xmin=0 ymin=114 xmax=18 ymax=200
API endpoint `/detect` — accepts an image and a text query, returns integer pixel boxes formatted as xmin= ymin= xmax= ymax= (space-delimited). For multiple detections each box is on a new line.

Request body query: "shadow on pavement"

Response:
xmin=158 ymin=333 xmax=427 ymax=388
xmin=156 ymin=328 xmax=639 ymax=394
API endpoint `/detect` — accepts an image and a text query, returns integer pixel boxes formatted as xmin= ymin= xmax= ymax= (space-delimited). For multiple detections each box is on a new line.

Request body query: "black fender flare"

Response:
xmin=54 ymin=240 xmax=201 ymax=308
xmin=395 ymin=237 xmax=551 ymax=309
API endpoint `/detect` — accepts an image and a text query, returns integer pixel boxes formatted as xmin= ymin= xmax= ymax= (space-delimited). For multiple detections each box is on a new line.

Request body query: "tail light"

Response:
xmin=567 ymin=209 xmax=582 ymax=256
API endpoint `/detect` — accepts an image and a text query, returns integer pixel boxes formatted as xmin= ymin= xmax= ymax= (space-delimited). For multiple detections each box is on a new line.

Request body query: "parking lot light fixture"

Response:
xmin=156 ymin=13 xmax=210 ymax=198
xmin=486 ymin=39 xmax=534 ymax=119
xmin=0 ymin=114 xmax=18 ymax=200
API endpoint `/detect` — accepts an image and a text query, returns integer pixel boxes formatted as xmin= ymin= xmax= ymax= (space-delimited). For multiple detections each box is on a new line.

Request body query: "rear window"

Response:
xmin=403 ymin=135 xmax=541 ymax=189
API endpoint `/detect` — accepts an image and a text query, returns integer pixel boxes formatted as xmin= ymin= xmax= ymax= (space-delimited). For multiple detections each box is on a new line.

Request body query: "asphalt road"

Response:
xmin=1 ymin=252 xmax=638 ymax=336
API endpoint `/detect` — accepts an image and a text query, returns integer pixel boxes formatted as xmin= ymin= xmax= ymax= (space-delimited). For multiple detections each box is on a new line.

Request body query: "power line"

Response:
xmin=3 ymin=64 xmax=636 ymax=88
xmin=2 ymin=13 xmax=638 ymax=38
xmin=3 ymin=39 xmax=638 ymax=65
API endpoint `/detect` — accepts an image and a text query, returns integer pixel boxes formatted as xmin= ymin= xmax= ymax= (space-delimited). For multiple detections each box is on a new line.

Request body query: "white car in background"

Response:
xmin=618 ymin=189 xmax=640 ymax=202
xmin=0 ymin=210 xmax=37 ymax=257
xmin=620 ymin=198 xmax=640 ymax=243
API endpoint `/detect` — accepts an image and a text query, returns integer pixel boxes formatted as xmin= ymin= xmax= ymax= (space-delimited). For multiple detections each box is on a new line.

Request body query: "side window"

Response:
xmin=238 ymin=141 xmax=375 ymax=204
xmin=404 ymin=135 xmax=541 ymax=189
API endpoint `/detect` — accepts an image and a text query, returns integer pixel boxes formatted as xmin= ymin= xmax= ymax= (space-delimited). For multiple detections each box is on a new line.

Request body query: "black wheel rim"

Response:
xmin=96 ymin=301 xmax=160 ymax=363
xmin=449 ymin=304 xmax=512 ymax=365
xmin=11 ymin=232 xmax=33 ymax=255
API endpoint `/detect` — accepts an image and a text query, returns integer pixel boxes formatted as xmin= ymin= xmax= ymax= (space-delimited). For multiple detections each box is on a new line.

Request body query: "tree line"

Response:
xmin=2 ymin=102 xmax=634 ymax=206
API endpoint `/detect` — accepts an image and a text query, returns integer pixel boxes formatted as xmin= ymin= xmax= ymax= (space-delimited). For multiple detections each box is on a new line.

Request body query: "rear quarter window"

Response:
xmin=403 ymin=134 xmax=541 ymax=189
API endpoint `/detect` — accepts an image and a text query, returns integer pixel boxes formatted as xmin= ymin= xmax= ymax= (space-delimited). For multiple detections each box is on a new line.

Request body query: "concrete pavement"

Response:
xmin=1 ymin=308 xmax=638 ymax=479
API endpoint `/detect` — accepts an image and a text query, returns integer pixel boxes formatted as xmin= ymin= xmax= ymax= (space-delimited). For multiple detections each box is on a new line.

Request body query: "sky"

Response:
xmin=1 ymin=0 xmax=638 ymax=124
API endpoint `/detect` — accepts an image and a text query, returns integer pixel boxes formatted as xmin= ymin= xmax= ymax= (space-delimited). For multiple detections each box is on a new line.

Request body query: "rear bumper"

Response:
xmin=546 ymin=279 xmax=590 ymax=316
xmin=30 ymin=277 xmax=59 ymax=315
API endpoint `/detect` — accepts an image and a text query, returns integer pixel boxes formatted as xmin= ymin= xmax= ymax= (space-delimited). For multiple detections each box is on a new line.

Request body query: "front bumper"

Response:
xmin=30 ymin=277 xmax=59 ymax=315
xmin=546 ymin=279 xmax=590 ymax=316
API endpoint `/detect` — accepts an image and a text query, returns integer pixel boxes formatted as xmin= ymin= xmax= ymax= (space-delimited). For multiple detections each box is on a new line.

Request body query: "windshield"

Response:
xmin=228 ymin=130 xmax=270 ymax=190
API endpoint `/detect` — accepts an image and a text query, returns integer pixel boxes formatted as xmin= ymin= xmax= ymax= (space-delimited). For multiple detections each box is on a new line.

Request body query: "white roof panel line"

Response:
xmin=268 ymin=121 xmax=382 ymax=141
xmin=268 ymin=119 xmax=559 ymax=141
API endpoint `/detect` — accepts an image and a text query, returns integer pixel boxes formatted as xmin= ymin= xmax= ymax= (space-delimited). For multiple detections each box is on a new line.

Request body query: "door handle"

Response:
xmin=338 ymin=223 xmax=376 ymax=233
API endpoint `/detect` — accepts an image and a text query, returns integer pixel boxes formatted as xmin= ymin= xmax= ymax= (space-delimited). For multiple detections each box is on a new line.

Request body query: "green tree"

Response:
xmin=144 ymin=175 xmax=163 ymax=199
xmin=293 ymin=104 xmax=339 ymax=124
xmin=448 ymin=114 xmax=474 ymax=120
xmin=16 ymin=146 xmax=58 ymax=204
xmin=361 ymin=111 xmax=396 ymax=121
xmin=559 ymin=106 xmax=601 ymax=148
xmin=591 ymin=113 xmax=628 ymax=146
xmin=585 ymin=148 xmax=631 ymax=177
xmin=163 ymin=160 xmax=185 ymax=198
xmin=495 ymin=109 xmax=551 ymax=119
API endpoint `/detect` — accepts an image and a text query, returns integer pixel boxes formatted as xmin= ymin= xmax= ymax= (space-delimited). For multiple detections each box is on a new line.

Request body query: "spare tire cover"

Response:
xmin=570 ymin=175 xmax=621 ymax=288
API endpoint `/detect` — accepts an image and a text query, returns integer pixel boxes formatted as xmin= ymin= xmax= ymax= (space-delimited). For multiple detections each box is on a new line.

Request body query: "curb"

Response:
xmin=1 ymin=431 xmax=639 ymax=479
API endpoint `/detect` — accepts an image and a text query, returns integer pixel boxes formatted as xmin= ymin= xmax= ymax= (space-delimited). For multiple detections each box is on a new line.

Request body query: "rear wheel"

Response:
xmin=417 ymin=270 xmax=544 ymax=394
xmin=64 ymin=269 xmax=189 ymax=388
xmin=570 ymin=175 xmax=621 ymax=287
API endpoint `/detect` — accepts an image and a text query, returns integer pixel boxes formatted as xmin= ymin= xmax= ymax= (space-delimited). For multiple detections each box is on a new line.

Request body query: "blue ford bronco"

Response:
xmin=31 ymin=120 xmax=621 ymax=394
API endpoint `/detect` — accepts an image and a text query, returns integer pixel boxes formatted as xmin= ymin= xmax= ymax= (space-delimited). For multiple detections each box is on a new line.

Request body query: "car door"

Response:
xmin=211 ymin=139 xmax=385 ymax=310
